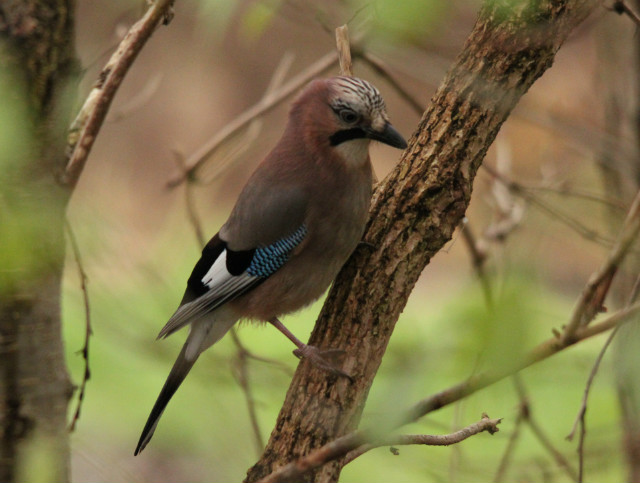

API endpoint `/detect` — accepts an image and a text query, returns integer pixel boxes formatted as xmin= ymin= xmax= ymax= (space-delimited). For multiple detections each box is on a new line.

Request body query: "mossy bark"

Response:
xmin=0 ymin=1 xmax=77 ymax=482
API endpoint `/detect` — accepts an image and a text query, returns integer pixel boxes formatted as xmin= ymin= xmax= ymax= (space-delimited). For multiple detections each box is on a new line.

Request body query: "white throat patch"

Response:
xmin=334 ymin=138 xmax=370 ymax=167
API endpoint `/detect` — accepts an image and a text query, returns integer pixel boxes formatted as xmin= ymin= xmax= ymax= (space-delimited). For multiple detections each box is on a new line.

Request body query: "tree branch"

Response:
xmin=564 ymin=187 xmax=640 ymax=340
xmin=61 ymin=0 xmax=176 ymax=189
xmin=342 ymin=415 xmax=502 ymax=465
xmin=254 ymin=301 xmax=640 ymax=483
xmin=245 ymin=1 xmax=600 ymax=481
xmin=166 ymin=51 xmax=338 ymax=188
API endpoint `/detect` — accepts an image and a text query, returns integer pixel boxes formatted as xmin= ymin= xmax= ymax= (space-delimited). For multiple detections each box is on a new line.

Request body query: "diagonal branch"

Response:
xmin=563 ymin=187 xmax=640 ymax=340
xmin=61 ymin=0 xmax=176 ymax=189
xmin=255 ymin=301 xmax=640 ymax=483
xmin=165 ymin=51 xmax=339 ymax=188
xmin=245 ymin=2 xmax=600 ymax=482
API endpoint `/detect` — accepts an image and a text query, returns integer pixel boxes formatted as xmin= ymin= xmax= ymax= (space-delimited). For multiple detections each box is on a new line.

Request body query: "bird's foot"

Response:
xmin=293 ymin=344 xmax=353 ymax=381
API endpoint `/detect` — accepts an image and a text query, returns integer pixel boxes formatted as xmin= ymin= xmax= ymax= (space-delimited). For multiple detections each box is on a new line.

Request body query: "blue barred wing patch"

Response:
xmin=158 ymin=224 xmax=308 ymax=339
xmin=248 ymin=224 xmax=308 ymax=278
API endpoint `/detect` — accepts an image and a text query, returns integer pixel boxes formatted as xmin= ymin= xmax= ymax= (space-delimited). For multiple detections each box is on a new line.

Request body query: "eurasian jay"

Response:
xmin=135 ymin=76 xmax=407 ymax=455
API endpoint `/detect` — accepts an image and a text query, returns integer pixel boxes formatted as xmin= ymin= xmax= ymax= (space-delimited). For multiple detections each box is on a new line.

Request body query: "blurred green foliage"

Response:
xmin=63 ymin=243 xmax=625 ymax=481
xmin=365 ymin=0 xmax=450 ymax=42
xmin=0 ymin=51 xmax=60 ymax=294
xmin=54 ymin=1 xmax=632 ymax=482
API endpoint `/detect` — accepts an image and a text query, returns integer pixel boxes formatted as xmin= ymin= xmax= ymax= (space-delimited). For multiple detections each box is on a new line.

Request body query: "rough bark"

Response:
xmin=245 ymin=1 xmax=599 ymax=482
xmin=0 ymin=1 xmax=77 ymax=482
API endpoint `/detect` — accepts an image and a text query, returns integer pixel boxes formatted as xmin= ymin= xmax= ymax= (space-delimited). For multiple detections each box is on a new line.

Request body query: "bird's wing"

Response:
xmin=219 ymin=168 xmax=309 ymax=250
xmin=157 ymin=223 xmax=308 ymax=339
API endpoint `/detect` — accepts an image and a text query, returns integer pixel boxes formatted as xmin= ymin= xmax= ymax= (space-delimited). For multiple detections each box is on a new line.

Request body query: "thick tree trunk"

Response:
xmin=245 ymin=1 xmax=599 ymax=482
xmin=0 ymin=2 xmax=77 ymax=482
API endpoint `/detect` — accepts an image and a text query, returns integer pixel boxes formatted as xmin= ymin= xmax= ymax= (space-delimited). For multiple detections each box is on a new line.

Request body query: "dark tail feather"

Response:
xmin=134 ymin=343 xmax=198 ymax=455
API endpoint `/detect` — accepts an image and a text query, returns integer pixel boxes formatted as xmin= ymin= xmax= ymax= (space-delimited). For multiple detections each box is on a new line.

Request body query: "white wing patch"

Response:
xmin=201 ymin=250 xmax=230 ymax=288
xmin=157 ymin=248 xmax=261 ymax=339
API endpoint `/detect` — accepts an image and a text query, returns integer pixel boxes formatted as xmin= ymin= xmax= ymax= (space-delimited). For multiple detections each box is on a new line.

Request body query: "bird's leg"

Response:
xmin=268 ymin=317 xmax=352 ymax=380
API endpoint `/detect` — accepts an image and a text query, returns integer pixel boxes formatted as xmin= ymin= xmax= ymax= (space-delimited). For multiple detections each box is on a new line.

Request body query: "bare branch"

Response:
xmin=166 ymin=51 xmax=339 ymax=188
xmin=358 ymin=52 xmax=425 ymax=115
xmin=482 ymin=165 xmax=614 ymax=246
xmin=62 ymin=0 xmax=176 ymax=189
xmin=513 ymin=379 xmax=578 ymax=482
xmin=230 ymin=329 xmax=265 ymax=456
xmin=567 ymin=272 xmax=640 ymax=479
xmin=493 ymin=402 xmax=525 ymax=482
xmin=460 ymin=219 xmax=494 ymax=308
xmin=195 ymin=52 xmax=295 ymax=186
xmin=335 ymin=25 xmax=353 ymax=76
xmin=564 ymin=187 xmax=640 ymax=340
xmin=107 ymin=73 xmax=163 ymax=123
xmin=255 ymin=302 xmax=640 ymax=483
xmin=343 ymin=415 xmax=502 ymax=465
xmin=65 ymin=220 xmax=92 ymax=432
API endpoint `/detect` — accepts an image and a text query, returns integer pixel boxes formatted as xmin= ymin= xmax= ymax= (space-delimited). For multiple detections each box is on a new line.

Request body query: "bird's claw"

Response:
xmin=293 ymin=345 xmax=353 ymax=381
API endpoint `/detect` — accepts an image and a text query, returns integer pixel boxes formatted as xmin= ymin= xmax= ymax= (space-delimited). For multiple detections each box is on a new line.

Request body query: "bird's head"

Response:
xmin=289 ymin=76 xmax=407 ymax=163
xmin=327 ymin=76 xmax=407 ymax=151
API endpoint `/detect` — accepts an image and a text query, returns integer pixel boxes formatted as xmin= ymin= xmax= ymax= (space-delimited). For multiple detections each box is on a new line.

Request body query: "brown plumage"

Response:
xmin=135 ymin=76 xmax=407 ymax=455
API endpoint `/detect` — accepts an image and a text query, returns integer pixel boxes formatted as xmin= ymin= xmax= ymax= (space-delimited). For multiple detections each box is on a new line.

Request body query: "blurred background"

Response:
xmin=58 ymin=0 xmax=639 ymax=481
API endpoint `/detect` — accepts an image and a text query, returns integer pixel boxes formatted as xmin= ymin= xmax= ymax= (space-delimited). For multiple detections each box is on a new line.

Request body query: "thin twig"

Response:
xmin=525 ymin=185 xmax=626 ymax=211
xmin=230 ymin=329 xmax=265 ymax=456
xmin=172 ymin=150 xmax=206 ymax=246
xmin=62 ymin=0 xmax=175 ymax=189
xmin=195 ymin=52 xmax=295 ymax=186
xmin=567 ymin=327 xmax=621 ymax=445
xmin=567 ymin=325 xmax=617 ymax=483
xmin=493 ymin=401 xmax=526 ymax=482
xmin=255 ymin=302 xmax=640 ymax=483
xmin=343 ymin=415 xmax=502 ymax=465
xmin=335 ymin=25 xmax=353 ymax=76
xmin=358 ymin=52 xmax=425 ymax=115
xmin=611 ymin=0 xmax=640 ymax=25
xmin=65 ymin=219 xmax=92 ymax=432
xmin=512 ymin=378 xmax=578 ymax=482
xmin=166 ymin=51 xmax=339 ymax=188
xmin=108 ymin=73 xmax=163 ymax=123
xmin=482 ymin=165 xmax=614 ymax=247
xmin=567 ymin=273 xmax=640 ymax=480
xmin=563 ymin=187 xmax=640 ymax=341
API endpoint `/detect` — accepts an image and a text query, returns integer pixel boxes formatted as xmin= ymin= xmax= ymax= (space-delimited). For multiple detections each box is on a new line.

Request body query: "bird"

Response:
xmin=134 ymin=76 xmax=407 ymax=455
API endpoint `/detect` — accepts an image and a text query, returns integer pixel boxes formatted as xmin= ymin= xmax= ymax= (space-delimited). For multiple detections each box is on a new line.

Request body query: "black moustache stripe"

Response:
xmin=329 ymin=128 xmax=367 ymax=146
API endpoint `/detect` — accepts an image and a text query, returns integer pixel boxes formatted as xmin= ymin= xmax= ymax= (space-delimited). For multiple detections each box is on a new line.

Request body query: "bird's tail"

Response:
xmin=134 ymin=342 xmax=197 ymax=455
xmin=135 ymin=315 xmax=238 ymax=455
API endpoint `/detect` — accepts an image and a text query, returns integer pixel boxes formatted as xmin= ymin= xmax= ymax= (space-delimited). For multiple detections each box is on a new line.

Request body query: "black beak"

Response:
xmin=368 ymin=122 xmax=408 ymax=150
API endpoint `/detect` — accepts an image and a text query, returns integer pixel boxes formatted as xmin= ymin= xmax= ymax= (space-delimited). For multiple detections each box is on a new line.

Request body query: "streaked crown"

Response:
xmin=328 ymin=76 xmax=389 ymax=129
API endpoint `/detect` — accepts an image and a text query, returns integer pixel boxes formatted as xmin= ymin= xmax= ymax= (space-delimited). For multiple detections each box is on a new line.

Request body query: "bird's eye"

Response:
xmin=339 ymin=109 xmax=360 ymax=124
